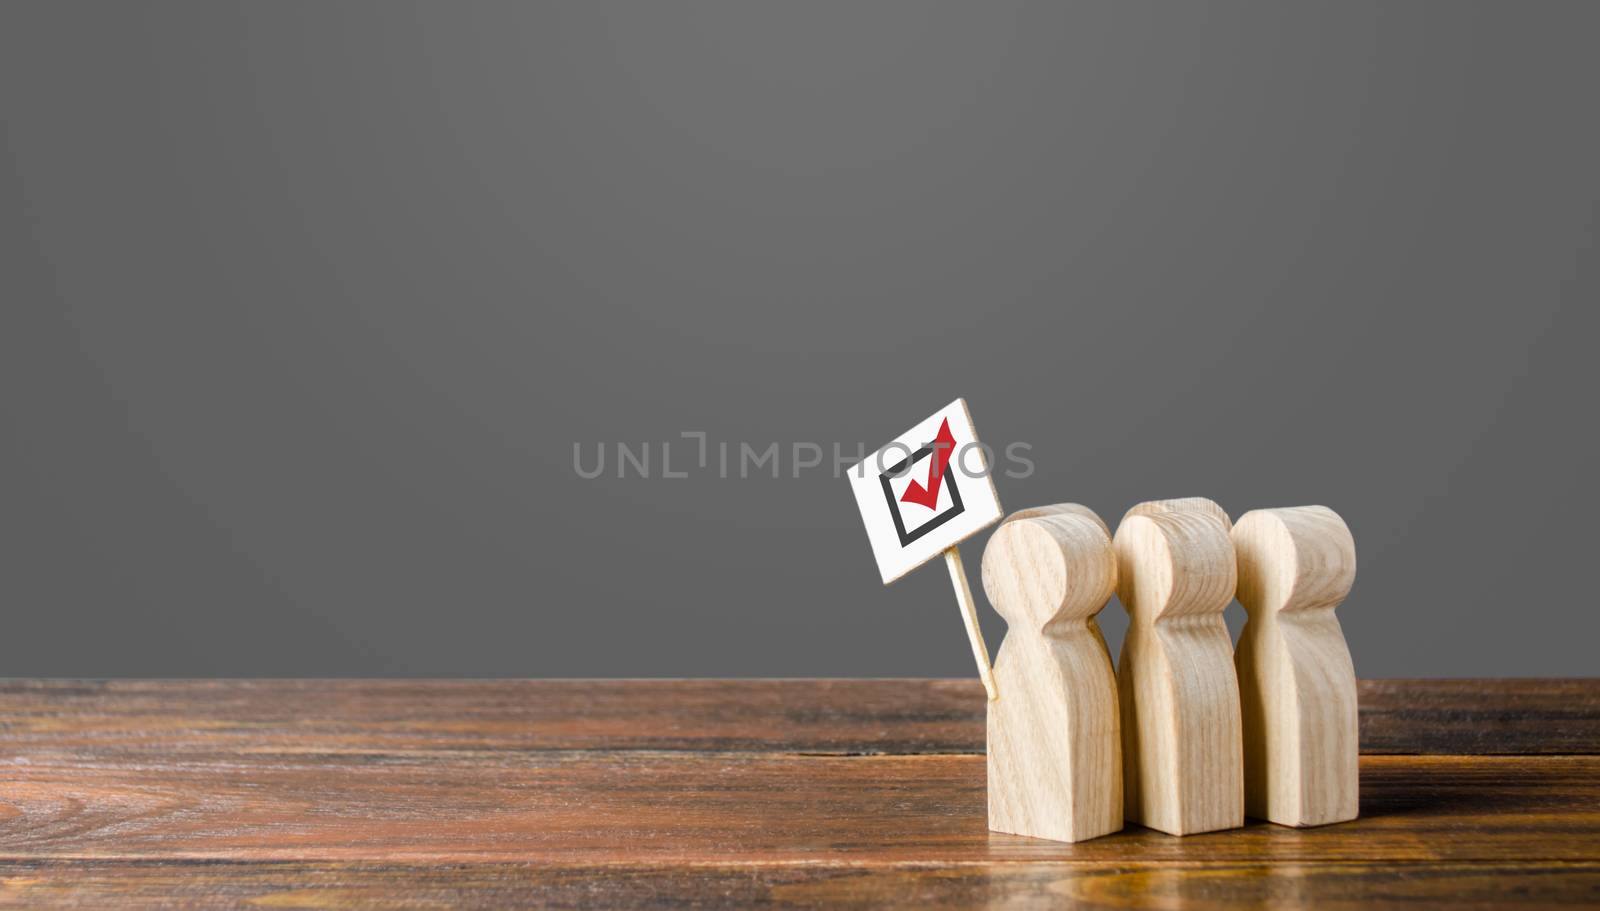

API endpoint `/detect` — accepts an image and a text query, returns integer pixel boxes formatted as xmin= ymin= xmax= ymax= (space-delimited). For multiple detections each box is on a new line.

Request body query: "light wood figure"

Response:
xmin=1005 ymin=503 xmax=1111 ymax=536
xmin=1233 ymin=505 xmax=1359 ymax=827
xmin=1123 ymin=497 xmax=1233 ymax=533
xmin=1114 ymin=503 xmax=1243 ymax=835
xmin=1000 ymin=503 xmax=1116 ymax=668
xmin=982 ymin=505 xmax=1122 ymax=843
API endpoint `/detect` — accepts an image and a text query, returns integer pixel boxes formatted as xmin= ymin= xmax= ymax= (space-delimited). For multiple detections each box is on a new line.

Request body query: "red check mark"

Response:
xmin=899 ymin=418 xmax=957 ymax=510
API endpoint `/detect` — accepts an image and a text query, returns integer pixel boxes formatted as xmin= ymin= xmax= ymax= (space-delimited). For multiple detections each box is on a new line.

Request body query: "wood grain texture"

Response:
xmin=0 ymin=861 xmax=1596 ymax=910
xmin=1 ymin=678 xmax=1595 ymax=755
xmin=981 ymin=506 xmax=1121 ymax=842
xmin=0 ymin=750 xmax=1596 ymax=864
xmin=1359 ymin=679 xmax=1600 ymax=755
xmin=0 ymin=679 xmax=1596 ymax=908
xmin=1122 ymin=496 xmax=1234 ymax=533
xmin=1234 ymin=505 xmax=1360 ymax=826
xmin=1114 ymin=505 xmax=1244 ymax=835
xmin=1004 ymin=502 xmax=1112 ymax=537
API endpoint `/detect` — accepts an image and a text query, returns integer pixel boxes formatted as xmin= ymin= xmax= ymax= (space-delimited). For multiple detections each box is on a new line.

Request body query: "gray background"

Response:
xmin=2 ymin=2 xmax=1595 ymax=678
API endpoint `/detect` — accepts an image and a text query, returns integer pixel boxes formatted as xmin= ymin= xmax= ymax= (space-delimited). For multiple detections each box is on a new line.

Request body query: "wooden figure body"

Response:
xmin=1233 ymin=506 xmax=1359 ymax=827
xmin=1114 ymin=501 xmax=1243 ymax=835
xmin=982 ymin=505 xmax=1121 ymax=843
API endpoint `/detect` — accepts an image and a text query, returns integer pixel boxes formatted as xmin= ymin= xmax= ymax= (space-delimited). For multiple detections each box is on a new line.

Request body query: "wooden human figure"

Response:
xmin=1233 ymin=506 xmax=1359 ymax=827
xmin=1114 ymin=499 xmax=1243 ymax=835
xmin=1124 ymin=496 xmax=1233 ymax=534
xmin=981 ymin=504 xmax=1121 ymax=843
xmin=999 ymin=504 xmax=1115 ymax=664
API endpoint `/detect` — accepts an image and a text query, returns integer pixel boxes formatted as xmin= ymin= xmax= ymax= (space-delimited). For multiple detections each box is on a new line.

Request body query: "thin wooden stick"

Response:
xmin=944 ymin=545 xmax=998 ymax=701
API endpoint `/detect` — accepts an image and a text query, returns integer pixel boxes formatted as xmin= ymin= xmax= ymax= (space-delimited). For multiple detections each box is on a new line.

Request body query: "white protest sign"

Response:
xmin=849 ymin=398 xmax=1005 ymax=584
xmin=849 ymin=398 xmax=1005 ymax=699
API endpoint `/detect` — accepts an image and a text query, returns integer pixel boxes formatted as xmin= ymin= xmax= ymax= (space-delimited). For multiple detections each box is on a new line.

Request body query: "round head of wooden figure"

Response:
xmin=1001 ymin=502 xmax=1112 ymax=539
xmin=1121 ymin=497 xmax=1233 ymax=534
xmin=1233 ymin=505 xmax=1356 ymax=618
xmin=1113 ymin=511 xmax=1237 ymax=622
xmin=982 ymin=508 xmax=1117 ymax=636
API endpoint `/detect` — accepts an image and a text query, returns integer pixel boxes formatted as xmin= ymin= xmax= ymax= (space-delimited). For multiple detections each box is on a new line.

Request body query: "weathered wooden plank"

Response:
xmin=0 ymin=679 xmax=982 ymax=755
xmin=1359 ymin=678 xmax=1600 ymax=755
xmin=0 ymin=679 xmax=1595 ymax=908
xmin=0 ymin=860 xmax=1596 ymax=910
xmin=1 ymin=679 xmax=1594 ymax=756
xmin=0 ymin=752 xmax=1594 ymax=864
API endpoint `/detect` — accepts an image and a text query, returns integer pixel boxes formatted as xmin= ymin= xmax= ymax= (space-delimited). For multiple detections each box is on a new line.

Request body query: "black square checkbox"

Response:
xmin=880 ymin=444 xmax=965 ymax=547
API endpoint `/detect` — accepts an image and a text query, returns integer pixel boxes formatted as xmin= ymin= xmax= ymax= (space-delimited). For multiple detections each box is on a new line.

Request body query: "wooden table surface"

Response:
xmin=0 ymin=679 xmax=1596 ymax=909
